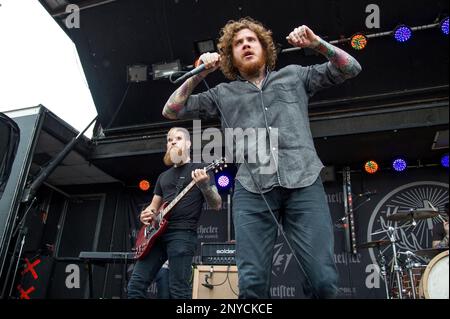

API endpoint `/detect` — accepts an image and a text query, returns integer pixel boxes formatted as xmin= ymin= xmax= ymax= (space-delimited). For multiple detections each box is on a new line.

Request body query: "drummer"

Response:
xmin=432 ymin=203 xmax=449 ymax=249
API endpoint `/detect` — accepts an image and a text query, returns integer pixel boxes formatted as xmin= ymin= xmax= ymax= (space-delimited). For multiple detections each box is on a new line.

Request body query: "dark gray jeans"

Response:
xmin=232 ymin=177 xmax=338 ymax=299
xmin=127 ymin=229 xmax=197 ymax=299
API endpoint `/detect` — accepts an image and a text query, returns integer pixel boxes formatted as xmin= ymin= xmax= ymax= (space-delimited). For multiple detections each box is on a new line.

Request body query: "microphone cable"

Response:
xmin=197 ymin=77 xmax=319 ymax=299
xmin=202 ymin=267 xmax=228 ymax=289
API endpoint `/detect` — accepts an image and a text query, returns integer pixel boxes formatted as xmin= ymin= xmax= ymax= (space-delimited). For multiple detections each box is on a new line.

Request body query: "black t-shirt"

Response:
xmin=432 ymin=222 xmax=446 ymax=242
xmin=154 ymin=162 xmax=214 ymax=231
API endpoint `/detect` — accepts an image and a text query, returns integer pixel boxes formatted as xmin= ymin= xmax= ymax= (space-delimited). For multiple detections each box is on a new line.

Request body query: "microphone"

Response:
xmin=202 ymin=283 xmax=214 ymax=289
xmin=335 ymin=215 xmax=350 ymax=225
xmin=202 ymin=266 xmax=214 ymax=289
xmin=202 ymin=273 xmax=214 ymax=289
xmin=173 ymin=64 xmax=206 ymax=84
xmin=357 ymin=190 xmax=377 ymax=197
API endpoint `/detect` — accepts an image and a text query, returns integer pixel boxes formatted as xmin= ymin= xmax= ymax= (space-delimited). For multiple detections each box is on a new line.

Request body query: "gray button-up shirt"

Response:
xmin=179 ymin=62 xmax=351 ymax=194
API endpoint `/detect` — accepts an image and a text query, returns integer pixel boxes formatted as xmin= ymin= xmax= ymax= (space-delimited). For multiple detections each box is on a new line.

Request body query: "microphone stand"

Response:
xmin=371 ymin=224 xmax=414 ymax=300
xmin=376 ymin=248 xmax=390 ymax=299
xmin=22 ymin=117 xmax=97 ymax=203
xmin=398 ymin=251 xmax=420 ymax=299
xmin=335 ymin=196 xmax=372 ymax=226
xmin=387 ymin=227 xmax=403 ymax=300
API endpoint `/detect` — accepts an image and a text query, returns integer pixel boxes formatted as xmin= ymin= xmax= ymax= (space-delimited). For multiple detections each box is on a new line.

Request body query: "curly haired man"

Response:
xmin=162 ymin=17 xmax=362 ymax=299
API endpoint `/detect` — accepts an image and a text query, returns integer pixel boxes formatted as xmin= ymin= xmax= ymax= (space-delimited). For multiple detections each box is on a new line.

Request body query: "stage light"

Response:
xmin=217 ymin=175 xmax=230 ymax=188
xmin=441 ymin=17 xmax=449 ymax=35
xmin=194 ymin=39 xmax=216 ymax=55
xmin=393 ymin=25 xmax=412 ymax=42
xmin=365 ymin=161 xmax=379 ymax=174
xmin=392 ymin=158 xmax=408 ymax=172
xmin=127 ymin=65 xmax=148 ymax=83
xmin=215 ymin=171 xmax=234 ymax=193
xmin=139 ymin=180 xmax=151 ymax=191
xmin=152 ymin=60 xmax=181 ymax=80
xmin=441 ymin=154 xmax=449 ymax=168
xmin=350 ymin=33 xmax=368 ymax=50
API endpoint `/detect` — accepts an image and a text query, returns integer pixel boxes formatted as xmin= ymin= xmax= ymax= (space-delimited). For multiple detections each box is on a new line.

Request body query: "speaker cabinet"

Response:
xmin=192 ymin=265 xmax=239 ymax=299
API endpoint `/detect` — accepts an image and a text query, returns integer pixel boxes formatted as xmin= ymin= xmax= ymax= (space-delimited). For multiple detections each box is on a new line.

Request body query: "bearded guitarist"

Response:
xmin=127 ymin=127 xmax=222 ymax=299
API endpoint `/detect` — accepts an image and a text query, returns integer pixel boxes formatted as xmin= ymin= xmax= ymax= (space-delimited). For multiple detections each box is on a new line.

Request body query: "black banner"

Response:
xmin=192 ymin=167 xmax=448 ymax=299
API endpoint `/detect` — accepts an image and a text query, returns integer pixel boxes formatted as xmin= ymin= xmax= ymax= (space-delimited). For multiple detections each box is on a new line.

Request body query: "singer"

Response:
xmin=162 ymin=17 xmax=361 ymax=298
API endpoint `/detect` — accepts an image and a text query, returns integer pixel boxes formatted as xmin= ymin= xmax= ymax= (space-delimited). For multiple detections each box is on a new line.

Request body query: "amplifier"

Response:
xmin=201 ymin=242 xmax=236 ymax=265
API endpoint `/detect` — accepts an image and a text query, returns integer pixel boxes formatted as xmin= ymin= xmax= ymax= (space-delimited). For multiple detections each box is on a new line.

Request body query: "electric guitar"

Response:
xmin=134 ymin=158 xmax=226 ymax=260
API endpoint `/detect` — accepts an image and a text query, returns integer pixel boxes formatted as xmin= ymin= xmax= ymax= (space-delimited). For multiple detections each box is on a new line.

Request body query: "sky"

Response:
xmin=0 ymin=0 xmax=97 ymax=137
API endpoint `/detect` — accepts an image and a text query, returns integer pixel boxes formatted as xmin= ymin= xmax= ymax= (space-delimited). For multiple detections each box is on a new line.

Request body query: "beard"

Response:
xmin=234 ymin=52 xmax=266 ymax=77
xmin=163 ymin=146 xmax=187 ymax=166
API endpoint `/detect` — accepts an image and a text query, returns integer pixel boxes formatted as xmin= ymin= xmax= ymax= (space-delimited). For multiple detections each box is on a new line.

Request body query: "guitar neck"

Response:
xmin=157 ymin=158 xmax=225 ymax=219
xmin=161 ymin=180 xmax=196 ymax=218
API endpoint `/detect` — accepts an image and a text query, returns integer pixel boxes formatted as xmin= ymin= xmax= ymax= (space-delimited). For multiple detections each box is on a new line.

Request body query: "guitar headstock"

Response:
xmin=205 ymin=157 xmax=227 ymax=173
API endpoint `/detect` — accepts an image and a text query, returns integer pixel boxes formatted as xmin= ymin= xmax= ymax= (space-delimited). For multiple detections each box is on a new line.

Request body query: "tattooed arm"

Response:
xmin=162 ymin=52 xmax=221 ymax=120
xmin=199 ymin=184 xmax=223 ymax=211
xmin=287 ymin=25 xmax=362 ymax=78
xmin=311 ymin=38 xmax=362 ymax=78
xmin=162 ymin=75 xmax=204 ymax=119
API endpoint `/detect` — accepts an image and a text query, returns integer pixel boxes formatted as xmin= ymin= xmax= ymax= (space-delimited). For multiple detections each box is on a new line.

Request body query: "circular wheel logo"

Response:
xmin=367 ymin=181 xmax=448 ymax=267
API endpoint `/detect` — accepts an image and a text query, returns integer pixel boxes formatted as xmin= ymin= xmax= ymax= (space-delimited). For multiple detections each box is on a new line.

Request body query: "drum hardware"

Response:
xmin=378 ymin=250 xmax=390 ymax=299
xmin=371 ymin=226 xmax=413 ymax=299
xmin=378 ymin=207 xmax=440 ymax=299
xmin=363 ymin=203 xmax=444 ymax=299
xmin=398 ymin=251 xmax=426 ymax=299
xmin=414 ymin=248 xmax=448 ymax=259
xmin=358 ymin=240 xmax=392 ymax=298
xmin=357 ymin=240 xmax=390 ymax=249
xmin=386 ymin=208 xmax=439 ymax=225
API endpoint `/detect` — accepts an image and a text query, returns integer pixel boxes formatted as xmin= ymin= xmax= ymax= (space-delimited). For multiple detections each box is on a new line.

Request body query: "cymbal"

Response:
xmin=414 ymin=248 xmax=448 ymax=258
xmin=386 ymin=209 xmax=439 ymax=222
xmin=357 ymin=240 xmax=391 ymax=249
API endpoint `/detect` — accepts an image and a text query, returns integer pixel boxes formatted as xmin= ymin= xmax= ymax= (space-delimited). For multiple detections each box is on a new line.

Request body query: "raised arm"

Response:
xmin=162 ymin=52 xmax=221 ymax=120
xmin=287 ymin=25 xmax=362 ymax=78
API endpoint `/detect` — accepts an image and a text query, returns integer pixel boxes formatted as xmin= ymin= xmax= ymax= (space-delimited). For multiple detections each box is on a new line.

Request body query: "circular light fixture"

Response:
xmin=440 ymin=17 xmax=449 ymax=35
xmin=365 ymin=161 xmax=379 ymax=174
xmin=350 ymin=33 xmax=368 ymax=50
xmin=441 ymin=154 xmax=449 ymax=168
xmin=139 ymin=180 xmax=151 ymax=191
xmin=393 ymin=25 xmax=413 ymax=42
xmin=217 ymin=175 xmax=230 ymax=188
xmin=392 ymin=158 xmax=408 ymax=172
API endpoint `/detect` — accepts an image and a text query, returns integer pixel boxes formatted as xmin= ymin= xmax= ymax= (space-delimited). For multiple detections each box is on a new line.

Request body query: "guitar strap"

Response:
xmin=174 ymin=163 xmax=190 ymax=196
xmin=175 ymin=177 xmax=185 ymax=196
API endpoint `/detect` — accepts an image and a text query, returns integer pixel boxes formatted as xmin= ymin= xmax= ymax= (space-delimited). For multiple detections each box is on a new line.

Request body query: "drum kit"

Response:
xmin=359 ymin=208 xmax=449 ymax=299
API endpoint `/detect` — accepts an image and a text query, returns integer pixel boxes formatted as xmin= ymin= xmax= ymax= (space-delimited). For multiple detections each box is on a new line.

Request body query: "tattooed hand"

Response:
xmin=198 ymin=52 xmax=221 ymax=78
xmin=286 ymin=25 xmax=320 ymax=49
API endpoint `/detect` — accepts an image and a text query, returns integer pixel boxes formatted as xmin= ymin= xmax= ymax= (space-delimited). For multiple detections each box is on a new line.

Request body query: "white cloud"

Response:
xmin=0 ymin=0 xmax=97 ymax=137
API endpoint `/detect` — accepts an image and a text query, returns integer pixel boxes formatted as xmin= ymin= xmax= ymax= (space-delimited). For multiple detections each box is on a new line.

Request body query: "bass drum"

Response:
xmin=419 ymin=250 xmax=449 ymax=299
